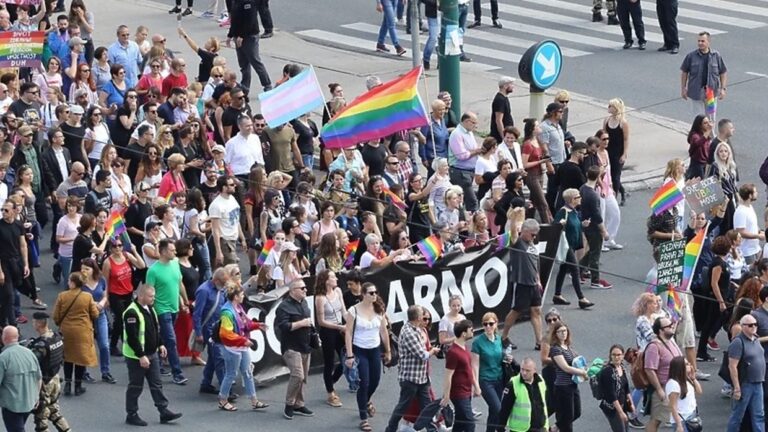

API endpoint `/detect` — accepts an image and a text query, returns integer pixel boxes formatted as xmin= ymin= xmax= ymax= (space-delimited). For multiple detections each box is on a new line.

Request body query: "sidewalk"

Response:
xmin=99 ymin=0 xmax=689 ymax=190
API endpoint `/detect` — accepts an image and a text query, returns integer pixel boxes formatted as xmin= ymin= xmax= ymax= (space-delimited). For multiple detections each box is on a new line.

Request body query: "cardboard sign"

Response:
xmin=656 ymin=239 xmax=685 ymax=288
xmin=683 ymin=176 xmax=726 ymax=215
xmin=0 ymin=31 xmax=45 ymax=68
xmin=0 ymin=0 xmax=42 ymax=5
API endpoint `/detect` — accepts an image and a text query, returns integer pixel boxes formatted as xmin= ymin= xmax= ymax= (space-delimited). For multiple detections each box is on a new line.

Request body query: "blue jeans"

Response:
xmin=94 ymin=312 xmax=110 ymax=374
xmin=378 ymin=0 xmax=400 ymax=46
xmin=302 ymin=154 xmax=314 ymax=171
xmin=452 ymin=397 xmax=476 ymax=432
xmin=58 ymin=255 xmax=73 ymax=289
xmin=423 ymin=17 xmax=439 ymax=63
xmin=195 ymin=242 xmax=212 ymax=281
xmin=727 ymin=381 xmax=765 ymax=432
xmin=157 ymin=312 xmax=183 ymax=378
xmin=219 ymin=348 xmax=256 ymax=400
xmin=353 ymin=345 xmax=382 ymax=420
xmin=201 ymin=337 xmax=225 ymax=388
xmin=458 ymin=3 xmax=468 ymax=56
xmin=384 ymin=380 xmax=433 ymax=432
xmin=479 ymin=379 xmax=504 ymax=432
xmin=1 ymin=408 xmax=29 ymax=432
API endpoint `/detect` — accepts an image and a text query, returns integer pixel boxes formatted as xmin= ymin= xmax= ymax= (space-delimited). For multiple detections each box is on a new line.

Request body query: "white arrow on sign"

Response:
xmin=536 ymin=52 xmax=557 ymax=80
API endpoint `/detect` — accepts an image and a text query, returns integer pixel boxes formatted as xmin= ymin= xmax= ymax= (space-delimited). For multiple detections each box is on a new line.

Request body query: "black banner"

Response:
xmin=245 ymin=224 xmax=564 ymax=382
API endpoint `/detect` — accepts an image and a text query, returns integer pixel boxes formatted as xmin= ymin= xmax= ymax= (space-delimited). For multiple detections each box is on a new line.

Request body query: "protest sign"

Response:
xmin=683 ymin=176 xmax=726 ymax=215
xmin=0 ymin=31 xmax=45 ymax=68
xmin=656 ymin=239 xmax=685 ymax=288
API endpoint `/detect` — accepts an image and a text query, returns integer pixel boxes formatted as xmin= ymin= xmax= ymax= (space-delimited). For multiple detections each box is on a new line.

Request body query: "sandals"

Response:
xmin=366 ymin=401 xmax=375 ymax=417
xmin=218 ymin=401 xmax=237 ymax=411
xmin=251 ymin=400 xmax=269 ymax=410
xmin=359 ymin=420 xmax=372 ymax=432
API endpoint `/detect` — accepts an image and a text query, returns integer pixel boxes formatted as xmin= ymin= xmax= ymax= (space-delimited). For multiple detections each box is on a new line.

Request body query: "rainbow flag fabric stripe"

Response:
xmin=416 ymin=235 xmax=443 ymax=267
xmin=705 ymin=87 xmax=716 ymax=117
xmin=257 ymin=239 xmax=275 ymax=266
xmin=344 ymin=239 xmax=360 ymax=267
xmin=648 ymin=180 xmax=684 ymax=215
xmin=0 ymin=31 xmax=45 ymax=68
xmin=383 ymin=188 xmax=407 ymax=211
xmin=666 ymin=285 xmax=683 ymax=321
xmin=258 ymin=66 xmax=325 ymax=127
xmin=321 ymin=66 xmax=428 ymax=149
xmin=680 ymin=224 xmax=707 ymax=292
xmin=496 ymin=232 xmax=511 ymax=251
xmin=105 ymin=212 xmax=127 ymax=239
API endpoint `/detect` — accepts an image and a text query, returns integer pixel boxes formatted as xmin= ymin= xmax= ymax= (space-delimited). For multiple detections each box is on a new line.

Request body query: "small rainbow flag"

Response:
xmin=165 ymin=191 xmax=174 ymax=203
xmin=256 ymin=239 xmax=275 ymax=266
xmin=705 ymin=86 xmax=716 ymax=118
xmin=105 ymin=212 xmax=127 ymax=239
xmin=415 ymin=235 xmax=443 ymax=267
xmin=648 ymin=180 xmax=684 ymax=216
xmin=383 ymin=188 xmax=407 ymax=211
xmin=680 ymin=223 xmax=707 ymax=292
xmin=496 ymin=232 xmax=511 ymax=251
xmin=344 ymin=239 xmax=359 ymax=267
xmin=666 ymin=285 xmax=683 ymax=321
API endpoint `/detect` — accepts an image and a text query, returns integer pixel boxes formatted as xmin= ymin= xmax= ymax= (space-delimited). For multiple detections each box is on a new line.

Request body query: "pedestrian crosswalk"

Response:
xmin=296 ymin=0 xmax=767 ymax=72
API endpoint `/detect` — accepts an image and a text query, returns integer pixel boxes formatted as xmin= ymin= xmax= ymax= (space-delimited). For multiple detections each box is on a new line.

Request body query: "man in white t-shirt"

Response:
xmin=224 ymin=115 xmax=264 ymax=178
xmin=209 ymin=175 xmax=247 ymax=267
xmin=733 ymin=183 xmax=764 ymax=264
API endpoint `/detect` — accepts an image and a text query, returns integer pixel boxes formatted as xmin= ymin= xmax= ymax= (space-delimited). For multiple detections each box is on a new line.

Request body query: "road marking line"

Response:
xmin=638 ymin=2 xmax=766 ymax=28
xmin=490 ymin=18 xmax=619 ymax=48
xmin=678 ymin=0 xmax=768 ymax=17
xmin=457 ymin=25 xmax=592 ymax=57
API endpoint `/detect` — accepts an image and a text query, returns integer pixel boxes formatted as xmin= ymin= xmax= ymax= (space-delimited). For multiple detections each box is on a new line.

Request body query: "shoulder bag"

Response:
xmin=188 ymin=290 xmax=221 ymax=352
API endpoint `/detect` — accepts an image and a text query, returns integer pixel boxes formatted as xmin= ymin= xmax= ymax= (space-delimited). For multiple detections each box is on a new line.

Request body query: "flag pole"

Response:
xmin=419 ymin=67 xmax=437 ymax=166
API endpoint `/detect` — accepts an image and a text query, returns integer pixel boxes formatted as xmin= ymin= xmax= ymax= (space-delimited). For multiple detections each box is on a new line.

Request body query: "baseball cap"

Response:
xmin=68 ymin=36 xmax=85 ymax=48
xmin=211 ymin=144 xmax=225 ymax=153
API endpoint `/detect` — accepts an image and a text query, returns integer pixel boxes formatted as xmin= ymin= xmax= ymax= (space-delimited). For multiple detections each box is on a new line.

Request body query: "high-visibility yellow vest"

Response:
xmin=506 ymin=375 xmax=549 ymax=432
xmin=122 ymin=302 xmax=157 ymax=360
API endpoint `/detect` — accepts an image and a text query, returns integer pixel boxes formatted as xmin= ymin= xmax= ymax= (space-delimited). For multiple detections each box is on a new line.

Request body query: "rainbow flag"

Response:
xmin=321 ymin=66 xmax=428 ymax=149
xmin=496 ymin=232 xmax=511 ymax=251
xmin=258 ymin=66 xmax=325 ymax=127
xmin=648 ymin=180 xmax=684 ymax=215
xmin=343 ymin=239 xmax=360 ymax=267
xmin=680 ymin=223 xmax=707 ymax=292
xmin=165 ymin=191 xmax=174 ymax=203
xmin=416 ymin=235 xmax=443 ymax=267
xmin=105 ymin=212 xmax=127 ymax=239
xmin=256 ymin=239 xmax=275 ymax=266
xmin=0 ymin=31 xmax=45 ymax=68
xmin=383 ymin=188 xmax=407 ymax=211
xmin=666 ymin=285 xmax=683 ymax=321
xmin=705 ymin=86 xmax=716 ymax=118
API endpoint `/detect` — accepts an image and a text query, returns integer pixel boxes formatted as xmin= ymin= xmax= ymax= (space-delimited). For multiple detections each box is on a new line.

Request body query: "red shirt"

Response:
xmin=162 ymin=73 xmax=188 ymax=98
xmin=446 ymin=343 xmax=473 ymax=399
xmin=107 ymin=255 xmax=133 ymax=296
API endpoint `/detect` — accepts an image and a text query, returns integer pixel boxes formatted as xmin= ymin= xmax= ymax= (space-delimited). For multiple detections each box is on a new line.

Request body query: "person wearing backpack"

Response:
xmin=597 ymin=344 xmax=634 ymax=432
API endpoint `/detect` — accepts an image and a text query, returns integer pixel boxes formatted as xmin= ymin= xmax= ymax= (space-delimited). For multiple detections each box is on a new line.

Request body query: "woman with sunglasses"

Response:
xmin=155 ymin=124 xmax=176 ymax=156
xmin=111 ymin=89 xmax=139 ymax=154
xmin=552 ymin=188 xmax=596 ymax=308
xmin=91 ymin=208 xmax=110 ymax=262
xmin=102 ymin=236 xmax=145 ymax=356
xmin=471 ymin=312 xmax=506 ymax=432
xmin=84 ymin=107 xmax=111 ymax=169
xmin=56 ymin=196 xmax=82 ymax=287
xmin=388 ymin=228 xmax=414 ymax=262
xmin=549 ymin=322 xmax=588 ymax=432
xmin=69 ymin=62 xmax=98 ymax=105
xmin=98 ymin=64 xmax=128 ymax=110
xmin=315 ymin=269 xmax=347 ymax=408
xmin=539 ymin=308 xmax=562 ymax=418
xmin=598 ymin=344 xmax=635 ymax=432
xmin=71 ymin=213 xmax=107 ymax=273
xmin=344 ymin=282 xmax=391 ymax=432
xmin=110 ymin=157 xmax=133 ymax=212
xmin=405 ymin=172 xmax=434 ymax=243
xmin=171 ymin=122 xmax=205 ymax=188
xmin=79 ymin=257 xmax=116 ymax=384
xmin=135 ymin=143 xmax=163 ymax=197
xmin=136 ymin=58 xmax=164 ymax=103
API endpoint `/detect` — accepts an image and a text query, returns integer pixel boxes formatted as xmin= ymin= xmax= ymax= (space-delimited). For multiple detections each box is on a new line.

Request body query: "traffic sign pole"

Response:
xmin=529 ymin=85 xmax=545 ymax=119
xmin=518 ymin=40 xmax=563 ymax=120
xmin=439 ymin=0 xmax=460 ymax=121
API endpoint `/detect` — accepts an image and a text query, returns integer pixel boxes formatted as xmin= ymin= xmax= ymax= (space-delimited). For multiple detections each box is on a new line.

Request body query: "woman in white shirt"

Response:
xmin=84 ymin=106 xmax=111 ymax=168
xmin=665 ymin=356 xmax=702 ymax=432
xmin=271 ymin=242 xmax=302 ymax=289
xmin=438 ymin=295 xmax=467 ymax=347
xmin=359 ymin=233 xmax=406 ymax=269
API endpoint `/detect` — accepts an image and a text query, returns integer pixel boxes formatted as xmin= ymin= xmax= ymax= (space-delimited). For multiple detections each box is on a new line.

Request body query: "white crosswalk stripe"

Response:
xmin=295 ymin=0 xmax=767 ymax=72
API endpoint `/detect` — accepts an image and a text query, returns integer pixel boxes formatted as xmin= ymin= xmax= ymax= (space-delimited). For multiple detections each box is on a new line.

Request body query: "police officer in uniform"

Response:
xmin=28 ymin=312 xmax=70 ymax=432
xmin=122 ymin=284 xmax=182 ymax=427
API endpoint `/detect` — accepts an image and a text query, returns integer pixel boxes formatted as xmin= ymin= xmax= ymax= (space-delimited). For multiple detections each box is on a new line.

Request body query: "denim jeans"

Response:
xmin=479 ymin=379 xmax=504 ymax=432
xmin=727 ymin=381 xmax=765 ymax=432
xmin=452 ymin=397 xmax=476 ymax=432
xmin=94 ymin=312 xmax=111 ymax=374
xmin=219 ymin=348 xmax=256 ymax=400
xmin=157 ymin=312 xmax=183 ymax=377
xmin=353 ymin=345 xmax=382 ymax=420
xmin=1 ymin=408 xmax=30 ymax=432
xmin=302 ymin=154 xmax=314 ymax=171
xmin=423 ymin=17 xmax=439 ymax=63
xmin=201 ymin=339 xmax=225 ymax=388
xmin=458 ymin=3 xmax=468 ymax=56
xmin=58 ymin=256 xmax=73 ymax=289
xmin=194 ymin=242 xmax=212 ymax=282
xmin=384 ymin=380 xmax=432 ymax=432
xmin=378 ymin=0 xmax=400 ymax=46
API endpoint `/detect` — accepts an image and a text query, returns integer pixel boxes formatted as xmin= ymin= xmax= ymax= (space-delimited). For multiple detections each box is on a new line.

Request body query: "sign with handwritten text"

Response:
xmin=683 ymin=176 xmax=726 ymax=215
xmin=0 ymin=31 xmax=45 ymax=68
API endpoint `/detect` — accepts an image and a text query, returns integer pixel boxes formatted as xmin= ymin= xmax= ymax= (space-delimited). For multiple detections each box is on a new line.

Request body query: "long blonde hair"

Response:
xmin=663 ymin=158 xmax=684 ymax=182
xmin=713 ymin=142 xmax=737 ymax=179
xmin=608 ymin=98 xmax=625 ymax=122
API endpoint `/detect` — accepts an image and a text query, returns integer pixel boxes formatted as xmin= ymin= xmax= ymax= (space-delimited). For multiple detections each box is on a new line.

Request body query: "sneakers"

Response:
xmin=607 ymin=15 xmax=620 ymax=25
xmin=83 ymin=372 xmax=95 ymax=383
xmin=283 ymin=405 xmax=294 ymax=420
xmin=293 ymin=406 xmax=314 ymax=417
xmin=695 ymin=371 xmax=710 ymax=381
xmin=696 ymin=354 xmax=715 ymax=362
xmin=52 ymin=262 xmax=61 ymax=283
xmin=199 ymin=384 xmax=219 ymax=394
xmin=492 ymin=20 xmax=502 ymax=28
xmin=605 ymin=240 xmax=624 ymax=250
xmin=160 ymin=368 xmax=171 ymax=377
xmin=159 ymin=409 xmax=182 ymax=424
xmin=592 ymin=12 xmax=603 ymax=22
xmin=172 ymin=375 xmax=188 ymax=385
xmin=423 ymin=61 xmax=430 ymax=70
xmin=707 ymin=339 xmax=720 ymax=351
xmin=102 ymin=373 xmax=117 ymax=384
xmin=200 ymin=10 xmax=214 ymax=18
xmin=472 ymin=408 xmax=482 ymax=419
xmin=590 ymin=280 xmax=613 ymax=289
xmin=260 ymin=32 xmax=274 ymax=39
xmin=395 ymin=45 xmax=407 ymax=56
xmin=376 ymin=43 xmax=391 ymax=53
xmin=110 ymin=346 xmax=122 ymax=357
xmin=181 ymin=7 xmax=193 ymax=16
xmin=326 ymin=392 xmax=342 ymax=407
xmin=628 ymin=417 xmax=644 ymax=429
xmin=721 ymin=385 xmax=733 ymax=398
xmin=217 ymin=12 xmax=229 ymax=22
xmin=218 ymin=17 xmax=230 ymax=27
xmin=467 ymin=21 xmax=481 ymax=29
xmin=638 ymin=42 xmax=647 ymax=50
xmin=168 ymin=5 xmax=181 ymax=13
xmin=16 ymin=315 xmax=28 ymax=324
xmin=460 ymin=55 xmax=472 ymax=63
xmin=126 ymin=413 xmax=148 ymax=427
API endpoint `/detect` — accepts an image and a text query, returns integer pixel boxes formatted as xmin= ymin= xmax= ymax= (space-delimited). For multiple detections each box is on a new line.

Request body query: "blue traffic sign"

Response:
xmin=530 ymin=41 xmax=562 ymax=90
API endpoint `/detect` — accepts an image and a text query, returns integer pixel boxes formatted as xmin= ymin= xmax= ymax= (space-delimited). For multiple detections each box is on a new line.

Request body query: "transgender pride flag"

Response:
xmin=258 ymin=66 xmax=325 ymax=127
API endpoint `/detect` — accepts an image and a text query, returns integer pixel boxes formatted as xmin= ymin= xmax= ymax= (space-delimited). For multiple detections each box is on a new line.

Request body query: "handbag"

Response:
xmin=630 ymin=348 xmax=649 ymax=389
xmin=188 ymin=290 xmax=221 ymax=352
xmin=309 ymin=325 xmax=322 ymax=349
xmin=681 ymin=412 xmax=703 ymax=432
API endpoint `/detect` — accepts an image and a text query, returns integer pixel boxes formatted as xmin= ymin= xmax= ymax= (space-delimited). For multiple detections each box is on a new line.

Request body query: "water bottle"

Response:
xmin=504 ymin=344 xmax=514 ymax=364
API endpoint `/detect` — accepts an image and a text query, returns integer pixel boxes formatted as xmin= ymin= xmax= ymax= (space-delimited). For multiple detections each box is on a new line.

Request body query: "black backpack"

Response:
xmin=589 ymin=367 xmax=607 ymax=401
xmin=210 ymin=319 xmax=222 ymax=344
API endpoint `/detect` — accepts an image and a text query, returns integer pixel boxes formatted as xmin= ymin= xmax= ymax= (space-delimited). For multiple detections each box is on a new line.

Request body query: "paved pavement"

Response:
xmin=19 ymin=0 xmax=764 ymax=431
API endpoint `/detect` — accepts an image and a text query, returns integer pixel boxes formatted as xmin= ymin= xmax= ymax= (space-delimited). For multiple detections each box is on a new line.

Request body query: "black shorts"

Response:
xmin=511 ymin=283 xmax=542 ymax=312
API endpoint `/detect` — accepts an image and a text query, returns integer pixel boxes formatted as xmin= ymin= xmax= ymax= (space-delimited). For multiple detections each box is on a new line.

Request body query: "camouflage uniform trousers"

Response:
xmin=32 ymin=378 xmax=71 ymax=432
xmin=593 ymin=0 xmax=617 ymax=16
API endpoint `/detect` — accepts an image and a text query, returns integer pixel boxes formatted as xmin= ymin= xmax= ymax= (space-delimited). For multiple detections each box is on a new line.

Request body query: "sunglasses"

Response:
xmin=546 ymin=318 xmax=559 ymax=324
xmin=1 ymin=208 xmax=11 ymax=213
xmin=295 ymin=286 xmax=307 ymax=291
xmin=422 ymin=317 xmax=431 ymax=322
xmin=366 ymin=291 xmax=377 ymax=296
xmin=482 ymin=322 xmax=496 ymax=327
xmin=81 ymin=69 xmax=90 ymax=72
xmin=744 ymin=323 xmax=758 ymax=328
xmin=212 ymin=74 xmax=223 ymax=78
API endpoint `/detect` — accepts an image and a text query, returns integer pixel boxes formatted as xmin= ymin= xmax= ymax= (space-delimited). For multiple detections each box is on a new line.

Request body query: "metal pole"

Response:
xmin=409 ymin=0 xmax=421 ymax=69
xmin=529 ymin=86 xmax=545 ymax=119
xmin=439 ymin=0 xmax=460 ymax=120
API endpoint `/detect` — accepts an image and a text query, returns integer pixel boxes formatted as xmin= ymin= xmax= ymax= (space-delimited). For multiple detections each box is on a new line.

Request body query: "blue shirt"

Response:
xmin=471 ymin=333 xmax=503 ymax=382
xmin=193 ymin=280 xmax=226 ymax=337
xmin=101 ymin=81 xmax=126 ymax=108
xmin=107 ymin=41 xmax=142 ymax=88
xmin=420 ymin=117 xmax=449 ymax=161
xmin=82 ymin=277 xmax=107 ymax=315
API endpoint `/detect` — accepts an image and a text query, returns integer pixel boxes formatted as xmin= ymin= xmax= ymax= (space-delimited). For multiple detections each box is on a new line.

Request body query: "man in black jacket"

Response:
xmin=122 ymin=284 xmax=182 ymax=427
xmin=41 ymin=128 xmax=72 ymax=253
xmin=497 ymin=358 xmax=548 ymax=432
xmin=227 ymin=0 xmax=272 ymax=93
